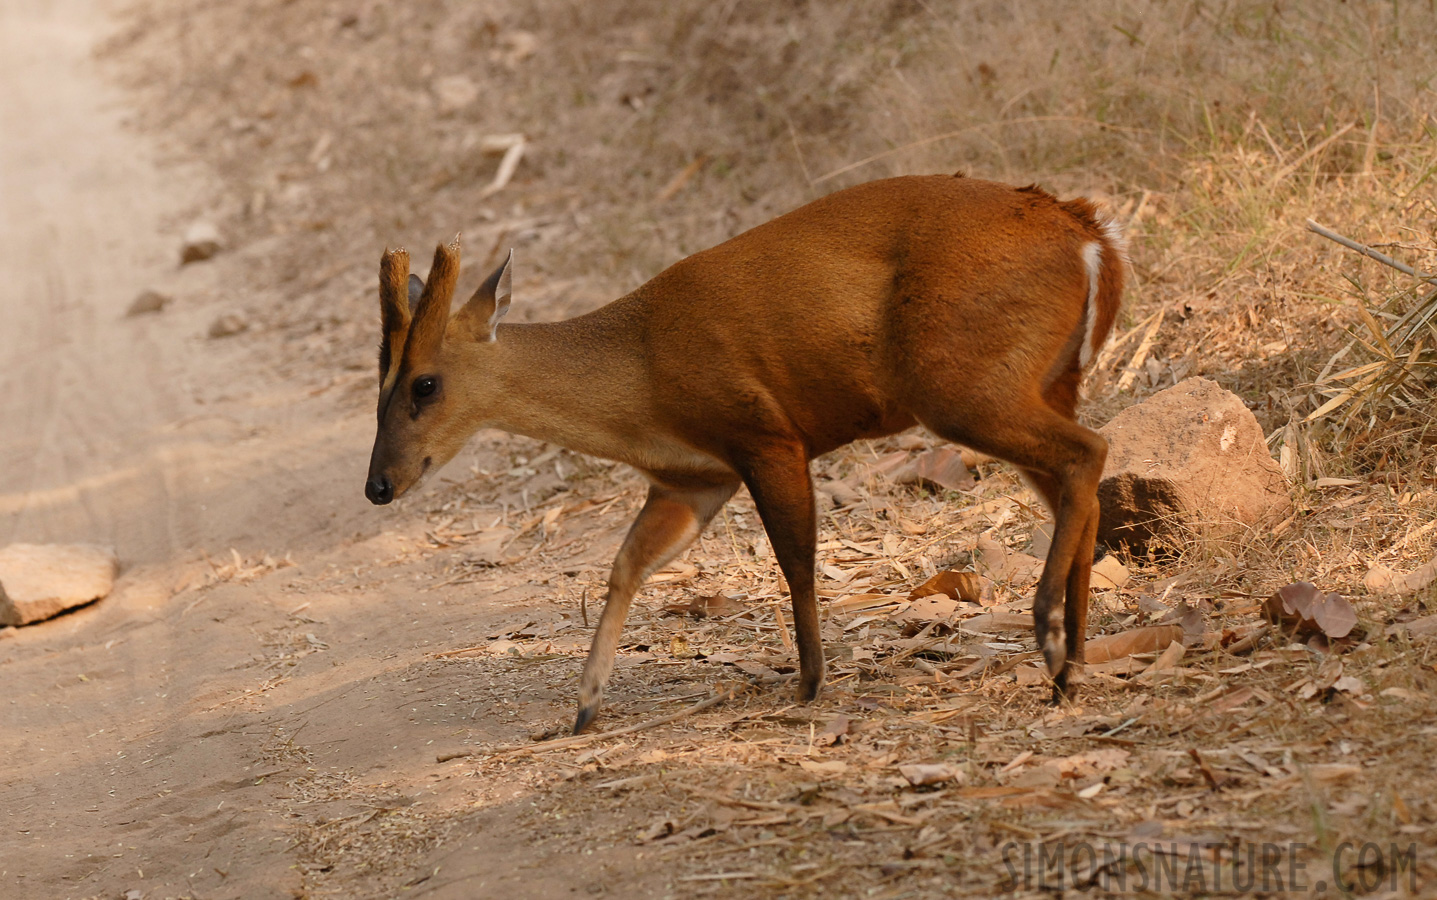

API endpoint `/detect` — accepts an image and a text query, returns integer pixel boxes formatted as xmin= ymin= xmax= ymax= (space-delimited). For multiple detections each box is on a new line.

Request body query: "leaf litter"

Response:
xmin=389 ymin=432 xmax=1437 ymax=897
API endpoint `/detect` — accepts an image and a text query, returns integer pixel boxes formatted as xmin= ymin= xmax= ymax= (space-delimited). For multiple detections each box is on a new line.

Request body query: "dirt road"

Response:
xmin=0 ymin=2 xmax=664 ymax=897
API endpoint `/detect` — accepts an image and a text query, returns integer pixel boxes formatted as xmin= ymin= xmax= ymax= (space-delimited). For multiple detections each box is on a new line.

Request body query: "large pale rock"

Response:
xmin=0 ymin=543 xmax=119 ymax=626
xmin=1097 ymin=378 xmax=1291 ymax=550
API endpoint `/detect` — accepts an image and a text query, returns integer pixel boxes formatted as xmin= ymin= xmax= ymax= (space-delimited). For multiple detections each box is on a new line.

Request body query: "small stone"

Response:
xmin=0 ymin=543 xmax=119 ymax=626
xmin=1097 ymin=377 xmax=1292 ymax=550
xmin=208 ymin=313 xmax=249 ymax=339
xmin=126 ymin=289 xmax=171 ymax=316
xmin=181 ymin=222 xmax=222 ymax=264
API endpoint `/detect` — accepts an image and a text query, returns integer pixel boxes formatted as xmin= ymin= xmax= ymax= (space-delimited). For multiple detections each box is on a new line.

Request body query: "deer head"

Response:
xmin=364 ymin=237 xmax=512 ymax=504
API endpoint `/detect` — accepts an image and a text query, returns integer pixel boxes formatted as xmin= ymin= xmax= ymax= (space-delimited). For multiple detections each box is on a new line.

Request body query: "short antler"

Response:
xmin=405 ymin=235 xmax=462 ymax=357
xmin=377 ymin=247 xmax=411 ymax=385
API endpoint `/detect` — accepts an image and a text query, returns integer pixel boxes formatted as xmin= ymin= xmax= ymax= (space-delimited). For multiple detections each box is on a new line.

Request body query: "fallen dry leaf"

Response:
xmin=1363 ymin=553 xmax=1437 ymax=596
xmin=975 ymin=536 xmax=1044 ymax=585
xmin=959 ymin=611 xmax=1033 ymax=633
xmin=894 ymin=447 xmax=975 ymax=492
xmin=1090 ymin=555 xmax=1131 ymax=590
xmin=1084 ymin=624 xmax=1185 ymax=664
xmin=669 ymin=634 xmax=697 ymax=659
xmin=893 ymin=594 xmax=957 ymax=624
xmin=1263 ymin=582 xmax=1357 ymax=639
xmin=1049 ymin=748 xmax=1130 ymax=777
xmin=813 ymin=715 xmax=851 ymax=747
xmin=662 ymin=594 xmax=747 ymax=618
xmin=1135 ymin=640 xmax=1185 ymax=681
xmin=907 ymin=569 xmax=989 ymax=604
xmin=898 ymin=762 xmax=964 ymax=786
xmin=798 ymin=759 xmax=848 ymax=777
xmin=1387 ymin=614 xmax=1437 ymax=639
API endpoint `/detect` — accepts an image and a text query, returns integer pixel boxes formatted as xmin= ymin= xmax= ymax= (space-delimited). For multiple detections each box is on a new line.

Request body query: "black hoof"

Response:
xmin=1049 ymin=669 xmax=1078 ymax=705
xmin=573 ymin=704 xmax=599 ymax=735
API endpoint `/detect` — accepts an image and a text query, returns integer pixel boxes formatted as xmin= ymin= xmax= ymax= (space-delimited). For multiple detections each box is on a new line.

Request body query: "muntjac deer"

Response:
xmin=366 ymin=174 xmax=1125 ymax=733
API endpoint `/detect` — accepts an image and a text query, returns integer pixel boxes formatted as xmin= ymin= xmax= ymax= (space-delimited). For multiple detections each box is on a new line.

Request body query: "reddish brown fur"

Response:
xmin=365 ymin=175 xmax=1126 ymax=732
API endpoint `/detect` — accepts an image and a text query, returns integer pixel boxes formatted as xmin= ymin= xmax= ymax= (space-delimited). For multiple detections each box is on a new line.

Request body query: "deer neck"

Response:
xmin=478 ymin=313 xmax=654 ymax=464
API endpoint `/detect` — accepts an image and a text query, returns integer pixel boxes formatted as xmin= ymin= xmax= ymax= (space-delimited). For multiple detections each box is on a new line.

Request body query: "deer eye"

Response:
xmin=412 ymin=375 xmax=438 ymax=399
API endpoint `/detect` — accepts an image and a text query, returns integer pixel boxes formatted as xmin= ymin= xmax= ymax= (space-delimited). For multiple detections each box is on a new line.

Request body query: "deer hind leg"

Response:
xmin=1019 ymin=467 xmax=1100 ymax=700
xmin=920 ymin=403 xmax=1106 ymax=696
xmin=574 ymin=479 xmax=738 ymax=733
xmin=737 ymin=443 xmax=825 ymax=703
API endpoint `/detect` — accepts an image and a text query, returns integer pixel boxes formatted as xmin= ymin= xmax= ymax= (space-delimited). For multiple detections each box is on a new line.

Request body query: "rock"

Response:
xmin=1097 ymin=377 xmax=1291 ymax=550
xmin=208 ymin=313 xmax=249 ymax=339
xmin=180 ymin=222 xmax=222 ymax=264
xmin=126 ymin=289 xmax=171 ymax=316
xmin=432 ymin=75 xmax=480 ymax=115
xmin=0 ymin=543 xmax=119 ymax=626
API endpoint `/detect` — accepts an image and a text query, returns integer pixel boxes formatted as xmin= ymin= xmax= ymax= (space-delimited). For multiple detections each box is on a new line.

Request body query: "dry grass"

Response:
xmin=98 ymin=0 xmax=1437 ymax=895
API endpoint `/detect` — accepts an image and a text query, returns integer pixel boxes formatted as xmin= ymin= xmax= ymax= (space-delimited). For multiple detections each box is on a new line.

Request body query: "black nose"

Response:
xmin=366 ymin=475 xmax=394 ymax=505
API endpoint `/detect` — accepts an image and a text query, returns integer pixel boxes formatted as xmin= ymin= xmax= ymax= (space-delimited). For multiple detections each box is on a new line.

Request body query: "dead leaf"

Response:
xmin=1203 ymin=686 xmax=1257 ymax=716
xmin=1388 ymin=614 xmax=1437 ymax=639
xmin=798 ymin=759 xmax=848 ymax=777
xmin=465 ymin=526 xmax=514 ymax=565
xmin=814 ymin=715 xmax=851 ymax=747
xmin=975 ymin=536 xmax=1044 ymax=584
xmin=1364 ymin=553 xmax=1437 ymax=596
xmin=830 ymin=593 xmax=900 ymax=614
xmin=870 ymin=450 xmax=912 ymax=478
xmin=669 ymin=634 xmax=697 ymax=659
xmin=898 ymin=762 xmax=964 ymax=786
xmin=960 ymin=611 xmax=1033 ymax=633
xmin=1263 ymin=582 xmax=1357 ymax=639
xmin=1090 ymin=555 xmax=1131 ymax=590
xmin=637 ymin=817 xmax=677 ymax=843
xmin=1050 ymin=748 xmax=1130 ymax=777
xmin=650 ymin=562 xmax=698 ymax=584
xmin=1015 ymin=666 xmax=1048 ymax=686
xmin=893 ymin=594 xmax=957 ymax=624
xmin=894 ymin=447 xmax=975 ymax=492
xmin=1135 ymin=640 xmax=1185 ymax=680
xmin=1332 ymin=674 xmax=1366 ymax=695
xmin=1084 ymin=624 xmax=1185 ymax=664
xmin=729 ymin=659 xmax=779 ymax=678
xmin=663 ymin=595 xmax=746 ymax=618
xmin=907 ymin=570 xmax=989 ymax=604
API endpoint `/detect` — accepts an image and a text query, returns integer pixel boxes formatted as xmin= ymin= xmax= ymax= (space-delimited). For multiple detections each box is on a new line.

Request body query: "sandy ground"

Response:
xmin=5 ymin=3 xmax=1436 ymax=899
xmin=0 ymin=2 xmax=662 ymax=897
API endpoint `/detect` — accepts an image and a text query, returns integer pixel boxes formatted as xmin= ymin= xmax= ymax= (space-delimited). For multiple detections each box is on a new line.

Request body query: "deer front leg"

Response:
xmin=738 ymin=445 xmax=825 ymax=703
xmin=574 ymin=479 xmax=738 ymax=733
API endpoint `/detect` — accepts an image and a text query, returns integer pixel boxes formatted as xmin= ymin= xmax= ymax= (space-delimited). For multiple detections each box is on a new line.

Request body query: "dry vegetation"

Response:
xmin=99 ymin=0 xmax=1437 ymax=896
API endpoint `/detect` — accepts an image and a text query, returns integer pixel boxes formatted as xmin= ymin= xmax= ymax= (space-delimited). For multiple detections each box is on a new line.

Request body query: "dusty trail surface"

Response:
xmin=0 ymin=2 xmax=655 ymax=898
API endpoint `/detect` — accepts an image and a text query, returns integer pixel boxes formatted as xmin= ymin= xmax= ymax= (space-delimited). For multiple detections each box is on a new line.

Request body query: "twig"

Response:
xmin=436 ymin=688 xmax=734 ymax=762
xmin=1306 ymin=219 xmax=1437 ymax=285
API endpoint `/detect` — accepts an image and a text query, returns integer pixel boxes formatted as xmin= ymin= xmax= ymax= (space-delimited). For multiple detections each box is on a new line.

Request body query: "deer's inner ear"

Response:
xmin=408 ymin=274 xmax=424 ymax=311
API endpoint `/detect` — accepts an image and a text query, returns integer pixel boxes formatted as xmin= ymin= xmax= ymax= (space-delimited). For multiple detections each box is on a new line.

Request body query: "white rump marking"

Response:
xmin=1079 ymin=241 xmax=1103 ymax=370
xmin=1099 ymin=213 xmax=1128 ymax=259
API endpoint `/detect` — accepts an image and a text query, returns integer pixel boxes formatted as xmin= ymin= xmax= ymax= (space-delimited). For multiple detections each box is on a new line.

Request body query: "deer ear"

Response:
xmin=456 ymin=249 xmax=513 ymax=342
xmin=407 ymin=274 xmax=424 ymax=311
